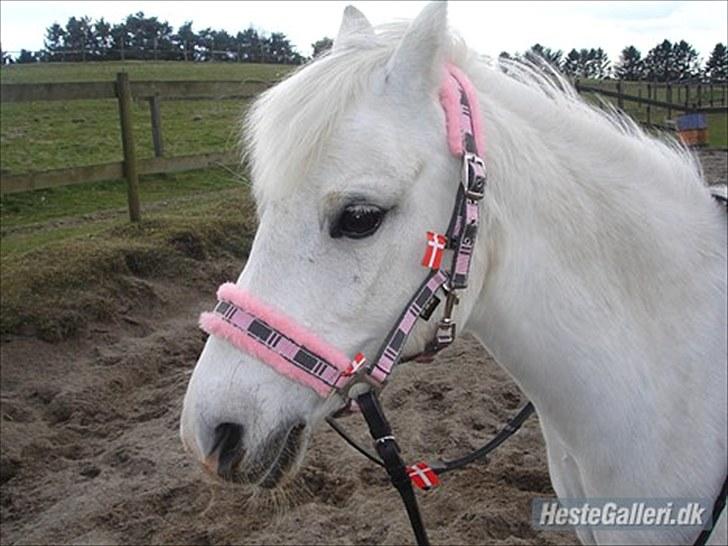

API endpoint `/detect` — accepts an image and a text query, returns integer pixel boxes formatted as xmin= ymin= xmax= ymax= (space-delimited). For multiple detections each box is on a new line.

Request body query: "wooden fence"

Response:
xmin=0 ymin=74 xmax=273 ymax=221
xmin=574 ymin=80 xmax=728 ymax=128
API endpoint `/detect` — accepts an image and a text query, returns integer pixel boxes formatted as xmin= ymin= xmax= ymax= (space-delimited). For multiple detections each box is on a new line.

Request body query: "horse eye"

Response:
xmin=331 ymin=204 xmax=385 ymax=239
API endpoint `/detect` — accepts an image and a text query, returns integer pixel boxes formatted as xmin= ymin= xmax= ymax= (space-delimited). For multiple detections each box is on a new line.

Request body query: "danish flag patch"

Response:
xmin=342 ymin=352 xmax=366 ymax=377
xmin=421 ymin=231 xmax=447 ymax=270
xmin=407 ymin=462 xmax=440 ymax=490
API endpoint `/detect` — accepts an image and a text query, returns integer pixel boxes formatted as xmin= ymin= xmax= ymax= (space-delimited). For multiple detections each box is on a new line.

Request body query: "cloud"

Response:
xmin=569 ymin=1 xmax=685 ymax=21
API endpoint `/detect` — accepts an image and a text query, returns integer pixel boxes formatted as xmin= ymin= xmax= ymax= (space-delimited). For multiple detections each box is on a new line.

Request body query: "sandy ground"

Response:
xmin=1 ymin=150 xmax=725 ymax=545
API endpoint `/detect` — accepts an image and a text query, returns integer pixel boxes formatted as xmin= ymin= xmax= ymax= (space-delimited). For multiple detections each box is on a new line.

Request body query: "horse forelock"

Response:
xmin=242 ymin=23 xmax=408 ymax=211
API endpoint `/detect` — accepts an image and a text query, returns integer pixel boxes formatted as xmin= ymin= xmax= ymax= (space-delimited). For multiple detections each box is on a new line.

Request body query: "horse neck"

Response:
xmin=462 ymin=70 xmax=727 ymax=503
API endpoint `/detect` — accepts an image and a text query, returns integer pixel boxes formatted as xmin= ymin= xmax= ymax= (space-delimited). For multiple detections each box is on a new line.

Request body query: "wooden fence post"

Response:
xmin=646 ymin=83 xmax=652 ymax=125
xmin=617 ymin=81 xmax=624 ymax=110
xmin=149 ymin=95 xmax=164 ymax=158
xmin=666 ymin=83 xmax=672 ymax=119
xmin=116 ymin=72 xmax=141 ymax=222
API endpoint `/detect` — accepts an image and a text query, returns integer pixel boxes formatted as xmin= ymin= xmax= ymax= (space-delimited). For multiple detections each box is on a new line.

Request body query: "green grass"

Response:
xmin=0 ymin=60 xmax=293 ymax=84
xmin=1 ymin=97 xmax=248 ymax=174
xmin=0 ymin=167 xmax=244 ymax=230
xmin=1 ymin=62 xmax=261 ymax=272
xmin=0 ymin=62 xmax=297 ymax=175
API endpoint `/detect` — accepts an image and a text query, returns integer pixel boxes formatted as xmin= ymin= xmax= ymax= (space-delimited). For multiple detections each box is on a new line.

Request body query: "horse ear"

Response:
xmin=333 ymin=5 xmax=374 ymax=51
xmin=386 ymin=2 xmax=448 ymax=94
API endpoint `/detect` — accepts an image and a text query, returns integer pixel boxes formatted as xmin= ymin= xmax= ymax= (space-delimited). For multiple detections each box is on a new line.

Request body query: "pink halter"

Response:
xmin=200 ymin=64 xmax=486 ymax=399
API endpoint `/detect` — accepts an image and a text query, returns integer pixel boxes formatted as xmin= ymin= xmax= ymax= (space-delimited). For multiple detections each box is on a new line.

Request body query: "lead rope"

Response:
xmin=357 ymin=391 xmax=430 ymax=546
xmin=326 ymin=398 xmax=535 ymax=546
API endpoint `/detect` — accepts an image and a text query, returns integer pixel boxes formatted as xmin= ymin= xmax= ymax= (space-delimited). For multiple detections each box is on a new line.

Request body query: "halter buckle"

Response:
xmin=462 ymin=153 xmax=487 ymax=200
xmin=435 ymin=318 xmax=456 ymax=348
xmin=428 ymin=282 xmax=459 ymax=351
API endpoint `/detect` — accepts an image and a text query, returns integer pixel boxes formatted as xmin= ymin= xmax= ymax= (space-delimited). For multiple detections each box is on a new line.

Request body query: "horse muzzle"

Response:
xmin=201 ymin=421 xmax=307 ymax=488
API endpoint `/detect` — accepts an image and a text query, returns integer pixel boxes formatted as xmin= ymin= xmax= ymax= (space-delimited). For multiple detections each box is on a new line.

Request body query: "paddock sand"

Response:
xmin=1 ymin=150 xmax=725 ymax=545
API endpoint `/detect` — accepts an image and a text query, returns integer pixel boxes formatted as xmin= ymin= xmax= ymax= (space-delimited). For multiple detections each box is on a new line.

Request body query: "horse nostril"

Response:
xmin=211 ymin=422 xmax=245 ymax=480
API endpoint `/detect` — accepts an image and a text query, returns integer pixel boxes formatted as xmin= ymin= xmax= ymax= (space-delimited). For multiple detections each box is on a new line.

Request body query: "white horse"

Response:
xmin=180 ymin=3 xmax=727 ymax=544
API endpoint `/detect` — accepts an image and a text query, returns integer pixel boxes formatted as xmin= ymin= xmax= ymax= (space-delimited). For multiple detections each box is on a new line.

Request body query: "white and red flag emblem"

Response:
xmin=343 ymin=352 xmax=366 ymax=377
xmin=421 ymin=231 xmax=447 ymax=270
xmin=407 ymin=462 xmax=440 ymax=490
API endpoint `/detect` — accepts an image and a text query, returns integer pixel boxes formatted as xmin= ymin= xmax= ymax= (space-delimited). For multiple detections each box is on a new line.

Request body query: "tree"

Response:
xmin=64 ymin=16 xmax=94 ymax=61
xmin=44 ymin=23 xmax=66 ymax=62
xmin=614 ymin=45 xmax=643 ymax=80
xmin=16 ymin=49 xmax=37 ymax=63
xmin=32 ymin=12 xmax=306 ymax=65
xmin=311 ymin=37 xmax=333 ymax=57
xmin=123 ymin=12 xmax=173 ymax=60
xmin=562 ymin=48 xmax=581 ymax=76
xmin=196 ymin=27 xmax=215 ymax=61
xmin=672 ymin=40 xmax=700 ymax=80
xmin=211 ymin=29 xmax=236 ymax=60
xmin=589 ymin=48 xmax=610 ymax=79
xmin=92 ymin=18 xmax=113 ymax=60
xmin=643 ymin=39 xmax=699 ymax=81
xmin=704 ymin=43 xmax=727 ymax=81
xmin=174 ymin=21 xmax=197 ymax=61
xmin=110 ymin=23 xmax=128 ymax=60
xmin=561 ymin=48 xmax=609 ymax=79
xmin=236 ymin=27 xmax=261 ymax=62
xmin=525 ymin=43 xmax=562 ymax=69
xmin=268 ymin=32 xmax=302 ymax=64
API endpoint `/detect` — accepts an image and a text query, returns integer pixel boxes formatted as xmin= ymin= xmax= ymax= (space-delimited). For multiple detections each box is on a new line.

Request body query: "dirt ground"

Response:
xmin=1 ymin=150 xmax=725 ymax=545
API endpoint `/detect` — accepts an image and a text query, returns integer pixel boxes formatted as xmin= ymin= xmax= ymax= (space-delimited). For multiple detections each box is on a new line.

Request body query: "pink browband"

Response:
xmin=200 ymin=65 xmax=486 ymax=399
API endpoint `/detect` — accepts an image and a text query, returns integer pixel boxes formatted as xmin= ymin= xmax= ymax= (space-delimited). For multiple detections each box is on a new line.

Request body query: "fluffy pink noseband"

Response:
xmin=199 ymin=283 xmax=351 ymax=397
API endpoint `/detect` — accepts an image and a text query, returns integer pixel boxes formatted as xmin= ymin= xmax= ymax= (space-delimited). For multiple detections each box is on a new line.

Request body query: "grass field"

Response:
xmin=0 ymin=61 xmax=295 ymax=175
xmin=0 ymin=60 xmax=292 ymax=84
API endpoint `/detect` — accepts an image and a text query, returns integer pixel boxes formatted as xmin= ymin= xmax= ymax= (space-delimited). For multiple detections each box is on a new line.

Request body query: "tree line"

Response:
xmin=1 ymin=12 xmax=726 ymax=84
xmin=500 ymin=41 xmax=727 ymax=82
xmin=1 ymin=12 xmax=305 ymax=64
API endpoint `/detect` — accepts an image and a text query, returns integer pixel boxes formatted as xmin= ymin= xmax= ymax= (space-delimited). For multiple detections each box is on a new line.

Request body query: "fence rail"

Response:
xmin=0 ymin=79 xmax=270 ymax=102
xmin=0 ymin=74 xmax=273 ymax=220
xmin=0 ymin=151 xmax=239 ymax=194
xmin=575 ymin=83 xmax=726 ymax=114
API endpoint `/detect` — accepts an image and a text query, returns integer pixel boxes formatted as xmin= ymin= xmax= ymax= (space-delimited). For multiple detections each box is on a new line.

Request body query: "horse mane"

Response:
xmin=243 ymin=20 xmax=704 ymax=209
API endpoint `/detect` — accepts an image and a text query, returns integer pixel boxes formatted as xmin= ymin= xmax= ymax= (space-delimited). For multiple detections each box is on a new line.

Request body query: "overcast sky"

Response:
xmin=1 ymin=1 xmax=726 ymax=62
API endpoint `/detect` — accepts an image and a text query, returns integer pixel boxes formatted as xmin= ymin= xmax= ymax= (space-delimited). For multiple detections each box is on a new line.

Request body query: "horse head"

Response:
xmin=180 ymin=2 xmax=489 ymax=488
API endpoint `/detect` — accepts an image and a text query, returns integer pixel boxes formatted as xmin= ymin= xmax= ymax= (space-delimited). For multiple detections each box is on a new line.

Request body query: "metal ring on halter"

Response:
xmin=335 ymin=365 xmax=383 ymax=401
